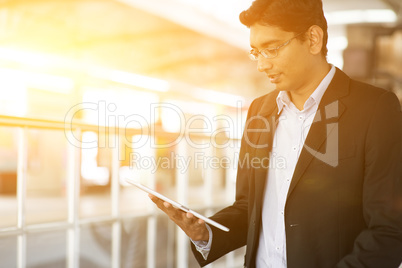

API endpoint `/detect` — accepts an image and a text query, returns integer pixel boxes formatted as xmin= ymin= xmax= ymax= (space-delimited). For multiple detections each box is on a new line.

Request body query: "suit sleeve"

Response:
xmin=337 ymin=91 xmax=402 ymax=268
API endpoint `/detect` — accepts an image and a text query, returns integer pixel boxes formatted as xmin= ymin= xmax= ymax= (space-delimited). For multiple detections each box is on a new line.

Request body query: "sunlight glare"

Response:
xmin=90 ymin=68 xmax=170 ymax=93
xmin=325 ymin=9 xmax=397 ymax=25
xmin=0 ymin=69 xmax=27 ymax=116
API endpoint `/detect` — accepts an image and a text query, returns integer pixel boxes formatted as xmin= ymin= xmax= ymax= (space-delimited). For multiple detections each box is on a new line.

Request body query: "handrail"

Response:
xmin=0 ymin=114 xmax=240 ymax=141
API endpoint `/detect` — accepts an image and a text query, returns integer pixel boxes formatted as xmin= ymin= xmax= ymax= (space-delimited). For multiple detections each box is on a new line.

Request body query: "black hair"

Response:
xmin=239 ymin=0 xmax=328 ymax=57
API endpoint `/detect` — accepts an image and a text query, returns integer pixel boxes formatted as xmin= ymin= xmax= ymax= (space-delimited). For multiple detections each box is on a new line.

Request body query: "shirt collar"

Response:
xmin=276 ymin=65 xmax=336 ymax=114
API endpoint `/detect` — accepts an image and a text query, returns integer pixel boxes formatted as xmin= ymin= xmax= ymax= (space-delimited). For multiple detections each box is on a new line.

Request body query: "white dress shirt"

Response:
xmin=256 ymin=65 xmax=335 ymax=267
xmin=193 ymin=66 xmax=336 ymax=266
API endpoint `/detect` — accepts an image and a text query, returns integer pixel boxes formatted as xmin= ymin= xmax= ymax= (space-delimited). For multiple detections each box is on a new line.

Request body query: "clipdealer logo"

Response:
xmin=304 ymin=101 xmax=339 ymax=167
xmin=63 ymin=100 xmax=339 ymax=168
xmin=63 ymin=100 xmax=245 ymax=156
xmin=240 ymin=100 xmax=340 ymax=168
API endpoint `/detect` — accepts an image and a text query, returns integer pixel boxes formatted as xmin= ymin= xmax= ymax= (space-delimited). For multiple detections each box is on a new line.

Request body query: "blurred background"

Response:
xmin=0 ymin=0 xmax=401 ymax=267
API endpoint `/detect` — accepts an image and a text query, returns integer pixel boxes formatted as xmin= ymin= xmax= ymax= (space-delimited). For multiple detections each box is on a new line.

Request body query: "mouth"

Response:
xmin=267 ymin=73 xmax=281 ymax=83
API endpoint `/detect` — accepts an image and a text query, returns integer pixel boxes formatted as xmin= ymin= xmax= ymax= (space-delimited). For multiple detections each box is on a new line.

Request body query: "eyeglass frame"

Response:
xmin=249 ymin=31 xmax=306 ymax=60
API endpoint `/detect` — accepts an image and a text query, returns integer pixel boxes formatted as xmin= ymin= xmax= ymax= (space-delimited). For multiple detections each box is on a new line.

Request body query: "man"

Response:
xmin=151 ymin=0 xmax=402 ymax=267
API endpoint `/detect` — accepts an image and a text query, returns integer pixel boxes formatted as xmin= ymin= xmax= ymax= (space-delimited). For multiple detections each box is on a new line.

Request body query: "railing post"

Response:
xmin=144 ymin=136 xmax=157 ymax=268
xmin=111 ymin=132 xmax=121 ymax=268
xmin=17 ymin=127 xmax=28 ymax=268
xmin=176 ymin=140 xmax=188 ymax=268
xmin=66 ymin=128 xmax=81 ymax=268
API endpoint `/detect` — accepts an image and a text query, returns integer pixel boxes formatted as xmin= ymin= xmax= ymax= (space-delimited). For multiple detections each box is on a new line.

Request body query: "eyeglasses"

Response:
xmin=249 ymin=31 xmax=305 ymax=60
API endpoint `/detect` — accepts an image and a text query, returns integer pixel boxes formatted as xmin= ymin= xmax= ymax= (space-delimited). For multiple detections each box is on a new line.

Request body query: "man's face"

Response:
xmin=250 ymin=23 xmax=315 ymax=93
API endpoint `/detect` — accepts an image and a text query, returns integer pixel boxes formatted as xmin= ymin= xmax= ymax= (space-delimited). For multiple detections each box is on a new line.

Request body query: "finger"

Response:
xmin=148 ymin=196 xmax=203 ymax=233
xmin=183 ymin=213 xmax=204 ymax=227
xmin=148 ymin=195 xmax=172 ymax=210
xmin=149 ymin=196 xmax=186 ymax=221
xmin=185 ymin=212 xmax=200 ymax=224
xmin=185 ymin=213 xmax=205 ymax=225
xmin=163 ymin=201 xmax=172 ymax=208
xmin=197 ymin=218 xmax=205 ymax=225
xmin=148 ymin=194 xmax=162 ymax=206
xmin=148 ymin=194 xmax=159 ymax=203
xmin=149 ymin=195 xmax=171 ymax=213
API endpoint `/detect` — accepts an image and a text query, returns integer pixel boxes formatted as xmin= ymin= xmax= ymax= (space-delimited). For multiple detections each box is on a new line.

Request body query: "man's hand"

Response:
xmin=149 ymin=194 xmax=210 ymax=242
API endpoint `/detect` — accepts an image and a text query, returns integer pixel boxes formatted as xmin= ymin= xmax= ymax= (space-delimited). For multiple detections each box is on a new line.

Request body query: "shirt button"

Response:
xmin=276 ymin=247 xmax=280 ymax=250
xmin=280 ymin=211 xmax=284 ymax=215
xmin=298 ymin=115 xmax=304 ymax=120
xmin=293 ymin=147 xmax=297 ymax=151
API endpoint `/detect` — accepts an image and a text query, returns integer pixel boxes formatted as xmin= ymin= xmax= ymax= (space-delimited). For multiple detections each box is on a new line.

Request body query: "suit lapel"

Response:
xmin=287 ymin=68 xmax=350 ymax=197
xmin=246 ymin=93 xmax=280 ymax=263
xmin=252 ymin=93 xmax=281 ymax=214
xmin=254 ymin=112 xmax=280 ymax=207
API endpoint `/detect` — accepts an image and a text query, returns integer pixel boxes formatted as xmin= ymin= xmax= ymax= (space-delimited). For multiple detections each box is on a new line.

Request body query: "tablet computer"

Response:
xmin=126 ymin=179 xmax=230 ymax=232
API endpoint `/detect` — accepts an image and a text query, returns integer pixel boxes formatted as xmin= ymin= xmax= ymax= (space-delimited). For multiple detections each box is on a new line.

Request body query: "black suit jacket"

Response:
xmin=191 ymin=68 xmax=402 ymax=268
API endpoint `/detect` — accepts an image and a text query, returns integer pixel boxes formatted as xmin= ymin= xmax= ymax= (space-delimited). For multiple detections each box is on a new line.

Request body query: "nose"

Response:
xmin=257 ymin=56 xmax=273 ymax=72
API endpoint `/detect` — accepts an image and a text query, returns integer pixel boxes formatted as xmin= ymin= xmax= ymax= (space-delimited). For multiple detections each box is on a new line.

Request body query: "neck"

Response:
xmin=290 ymin=62 xmax=331 ymax=110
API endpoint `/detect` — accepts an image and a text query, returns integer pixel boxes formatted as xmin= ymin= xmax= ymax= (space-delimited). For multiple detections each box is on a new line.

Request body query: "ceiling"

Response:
xmin=0 ymin=0 xmax=400 ymax=104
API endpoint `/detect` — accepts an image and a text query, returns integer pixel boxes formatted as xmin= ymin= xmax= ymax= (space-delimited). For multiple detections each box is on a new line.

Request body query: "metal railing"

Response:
xmin=0 ymin=114 xmax=243 ymax=268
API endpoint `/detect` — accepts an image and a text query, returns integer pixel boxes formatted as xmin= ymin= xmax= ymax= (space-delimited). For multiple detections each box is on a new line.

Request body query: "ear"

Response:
xmin=307 ymin=25 xmax=324 ymax=55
